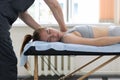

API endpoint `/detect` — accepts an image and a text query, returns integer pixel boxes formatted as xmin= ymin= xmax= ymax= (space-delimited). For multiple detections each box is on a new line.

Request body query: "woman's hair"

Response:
xmin=20 ymin=27 xmax=46 ymax=70
xmin=20 ymin=34 xmax=32 ymax=54
xmin=20 ymin=27 xmax=46 ymax=54
xmin=20 ymin=34 xmax=32 ymax=70
xmin=33 ymin=27 xmax=45 ymax=41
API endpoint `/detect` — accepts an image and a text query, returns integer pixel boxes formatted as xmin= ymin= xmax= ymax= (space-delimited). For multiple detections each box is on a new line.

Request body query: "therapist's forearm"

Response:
xmin=44 ymin=0 xmax=67 ymax=32
xmin=19 ymin=11 xmax=41 ymax=30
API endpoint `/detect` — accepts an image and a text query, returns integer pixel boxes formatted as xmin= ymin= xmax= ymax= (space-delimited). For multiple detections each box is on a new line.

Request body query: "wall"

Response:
xmin=114 ymin=0 xmax=120 ymax=24
xmin=10 ymin=26 xmax=34 ymax=76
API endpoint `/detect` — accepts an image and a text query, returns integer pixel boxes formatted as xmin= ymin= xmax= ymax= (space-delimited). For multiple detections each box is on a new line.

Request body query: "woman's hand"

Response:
xmin=62 ymin=33 xmax=120 ymax=46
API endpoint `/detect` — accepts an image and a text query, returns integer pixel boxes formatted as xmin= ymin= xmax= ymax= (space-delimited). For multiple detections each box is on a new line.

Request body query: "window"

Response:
xmin=69 ymin=0 xmax=99 ymax=24
xmin=13 ymin=0 xmax=115 ymax=25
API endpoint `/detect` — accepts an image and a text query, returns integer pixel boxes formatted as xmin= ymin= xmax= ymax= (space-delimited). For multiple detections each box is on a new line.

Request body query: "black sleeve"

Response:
xmin=11 ymin=0 xmax=35 ymax=12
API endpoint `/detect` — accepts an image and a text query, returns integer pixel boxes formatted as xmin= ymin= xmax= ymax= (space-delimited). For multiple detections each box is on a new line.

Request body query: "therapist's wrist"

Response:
xmin=60 ymin=26 xmax=67 ymax=32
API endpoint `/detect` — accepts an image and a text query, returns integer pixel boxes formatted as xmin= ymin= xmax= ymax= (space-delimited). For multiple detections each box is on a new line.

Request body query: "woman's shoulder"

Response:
xmin=61 ymin=30 xmax=82 ymax=42
xmin=61 ymin=33 xmax=73 ymax=43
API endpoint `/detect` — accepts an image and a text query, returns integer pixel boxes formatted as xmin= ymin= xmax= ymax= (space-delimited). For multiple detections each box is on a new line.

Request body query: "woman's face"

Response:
xmin=39 ymin=28 xmax=61 ymax=42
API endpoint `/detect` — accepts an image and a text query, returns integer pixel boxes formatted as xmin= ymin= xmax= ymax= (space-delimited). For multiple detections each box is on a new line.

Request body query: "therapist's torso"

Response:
xmin=0 ymin=0 xmax=34 ymax=38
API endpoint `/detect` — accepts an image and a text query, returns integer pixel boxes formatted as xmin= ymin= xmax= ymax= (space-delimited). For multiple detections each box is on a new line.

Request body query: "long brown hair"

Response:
xmin=20 ymin=27 xmax=46 ymax=54
xmin=20 ymin=27 xmax=46 ymax=70
xmin=20 ymin=34 xmax=32 ymax=54
xmin=20 ymin=34 xmax=32 ymax=70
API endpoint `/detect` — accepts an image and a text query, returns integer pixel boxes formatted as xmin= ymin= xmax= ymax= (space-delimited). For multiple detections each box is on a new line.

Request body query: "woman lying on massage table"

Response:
xmin=22 ymin=25 xmax=120 ymax=47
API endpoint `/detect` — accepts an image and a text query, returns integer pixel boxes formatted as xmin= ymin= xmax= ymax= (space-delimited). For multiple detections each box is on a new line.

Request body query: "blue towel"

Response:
xmin=20 ymin=41 xmax=120 ymax=66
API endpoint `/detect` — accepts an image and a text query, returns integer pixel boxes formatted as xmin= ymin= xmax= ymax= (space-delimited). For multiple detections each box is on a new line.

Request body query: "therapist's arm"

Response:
xmin=19 ymin=11 xmax=41 ymax=30
xmin=44 ymin=0 xmax=67 ymax=32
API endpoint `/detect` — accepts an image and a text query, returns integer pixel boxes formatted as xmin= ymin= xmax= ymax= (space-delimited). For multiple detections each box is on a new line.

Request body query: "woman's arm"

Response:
xmin=19 ymin=11 xmax=41 ymax=30
xmin=63 ymin=34 xmax=120 ymax=46
xmin=44 ymin=0 xmax=67 ymax=32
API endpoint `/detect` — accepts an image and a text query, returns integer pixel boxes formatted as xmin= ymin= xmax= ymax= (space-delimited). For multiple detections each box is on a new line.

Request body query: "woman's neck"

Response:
xmin=60 ymin=32 xmax=66 ymax=37
xmin=59 ymin=31 xmax=66 ymax=41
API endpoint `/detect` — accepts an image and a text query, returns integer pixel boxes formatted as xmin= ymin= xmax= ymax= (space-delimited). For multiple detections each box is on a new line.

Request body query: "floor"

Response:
xmin=17 ymin=75 xmax=120 ymax=80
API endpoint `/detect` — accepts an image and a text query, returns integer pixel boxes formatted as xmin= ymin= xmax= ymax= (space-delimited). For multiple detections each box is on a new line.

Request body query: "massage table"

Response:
xmin=20 ymin=41 xmax=120 ymax=80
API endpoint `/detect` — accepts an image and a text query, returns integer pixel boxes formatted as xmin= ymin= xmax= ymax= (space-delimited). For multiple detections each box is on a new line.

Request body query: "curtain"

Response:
xmin=100 ymin=0 xmax=114 ymax=22
xmin=114 ymin=0 xmax=120 ymax=24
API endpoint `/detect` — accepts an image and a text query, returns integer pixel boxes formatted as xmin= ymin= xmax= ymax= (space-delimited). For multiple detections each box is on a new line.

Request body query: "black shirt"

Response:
xmin=0 ymin=0 xmax=34 ymax=38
